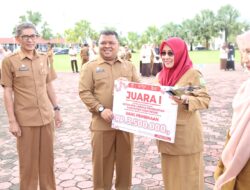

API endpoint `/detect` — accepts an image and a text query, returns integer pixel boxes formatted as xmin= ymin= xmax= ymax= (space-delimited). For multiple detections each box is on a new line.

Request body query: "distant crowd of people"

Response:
xmin=139 ymin=44 xmax=162 ymax=77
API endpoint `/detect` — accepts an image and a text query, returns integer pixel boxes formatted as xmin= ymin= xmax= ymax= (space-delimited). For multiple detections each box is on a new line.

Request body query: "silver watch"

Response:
xmin=98 ymin=106 xmax=105 ymax=113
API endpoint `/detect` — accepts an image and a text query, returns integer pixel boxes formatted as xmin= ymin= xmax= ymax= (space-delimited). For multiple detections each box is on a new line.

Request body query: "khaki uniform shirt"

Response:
xmin=47 ymin=49 xmax=54 ymax=63
xmin=157 ymin=69 xmax=211 ymax=155
xmin=125 ymin=51 xmax=132 ymax=61
xmin=1 ymin=50 xmax=57 ymax=127
xmin=79 ymin=56 xmax=140 ymax=131
xmin=80 ymin=47 xmax=89 ymax=65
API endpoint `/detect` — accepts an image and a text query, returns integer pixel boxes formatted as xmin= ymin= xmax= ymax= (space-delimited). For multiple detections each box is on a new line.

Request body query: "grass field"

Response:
xmin=53 ymin=50 xmax=240 ymax=72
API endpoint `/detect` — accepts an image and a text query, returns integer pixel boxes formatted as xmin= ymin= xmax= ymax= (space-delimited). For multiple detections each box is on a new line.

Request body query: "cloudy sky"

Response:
xmin=0 ymin=0 xmax=249 ymax=37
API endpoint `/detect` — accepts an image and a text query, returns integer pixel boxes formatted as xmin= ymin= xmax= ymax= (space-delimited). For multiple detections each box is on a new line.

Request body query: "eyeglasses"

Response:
xmin=20 ymin=34 xmax=38 ymax=41
xmin=161 ymin=51 xmax=174 ymax=57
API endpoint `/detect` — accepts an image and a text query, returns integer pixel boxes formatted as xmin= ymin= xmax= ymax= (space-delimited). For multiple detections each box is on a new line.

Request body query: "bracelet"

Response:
xmin=53 ymin=105 xmax=60 ymax=111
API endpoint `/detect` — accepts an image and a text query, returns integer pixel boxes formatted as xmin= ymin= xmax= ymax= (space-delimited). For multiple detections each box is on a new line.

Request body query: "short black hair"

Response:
xmin=99 ymin=30 xmax=119 ymax=40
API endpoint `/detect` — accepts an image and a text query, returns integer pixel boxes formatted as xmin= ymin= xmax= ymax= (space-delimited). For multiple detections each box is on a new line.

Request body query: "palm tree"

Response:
xmin=19 ymin=10 xmax=42 ymax=26
xmin=41 ymin=22 xmax=53 ymax=40
xmin=215 ymin=4 xmax=241 ymax=42
xmin=193 ymin=9 xmax=218 ymax=49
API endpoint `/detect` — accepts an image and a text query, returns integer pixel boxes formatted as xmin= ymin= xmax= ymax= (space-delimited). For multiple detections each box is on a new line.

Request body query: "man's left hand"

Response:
xmin=54 ymin=111 xmax=63 ymax=128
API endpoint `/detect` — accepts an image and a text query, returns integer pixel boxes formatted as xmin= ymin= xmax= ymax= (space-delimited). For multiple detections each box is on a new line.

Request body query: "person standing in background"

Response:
xmin=152 ymin=44 xmax=162 ymax=76
xmin=88 ymin=41 xmax=98 ymax=61
xmin=124 ymin=45 xmax=132 ymax=61
xmin=140 ymin=44 xmax=152 ymax=77
xmin=226 ymin=42 xmax=235 ymax=70
xmin=1 ymin=22 xmax=62 ymax=190
xmin=80 ymin=42 xmax=89 ymax=66
xmin=219 ymin=42 xmax=228 ymax=70
xmin=0 ymin=45 xmax=6 ymax=79
xmin=69 ymin=45 xmax=79 ymax=73
xmin=47 ymin=42 xmax=54 ymax=64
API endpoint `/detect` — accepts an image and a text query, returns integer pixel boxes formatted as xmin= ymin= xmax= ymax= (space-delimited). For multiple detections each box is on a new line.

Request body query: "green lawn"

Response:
xmin=53 ymin=55 xmax=82 ymax=72
xmin=189 ymin=50 xmax=240 ymax=64
xmin=53 ymin=50 xmax=241 ymax=72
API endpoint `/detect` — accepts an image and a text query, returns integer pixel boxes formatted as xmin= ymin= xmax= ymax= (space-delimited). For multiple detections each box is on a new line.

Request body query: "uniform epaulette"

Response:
xmin=86 ymin=59 xmax=97 ymax=65
xmin=38 ymin=51 xmax=46 ymax=55
xmin=7 ymin=52 xmax=18 ymax=58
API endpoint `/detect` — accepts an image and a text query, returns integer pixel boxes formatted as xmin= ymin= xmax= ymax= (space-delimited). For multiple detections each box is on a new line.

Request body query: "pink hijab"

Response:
xmin=158 ymin=37 xmax=193 ymax=86
xmin=214 ymin=31 xmax=250 ymax=190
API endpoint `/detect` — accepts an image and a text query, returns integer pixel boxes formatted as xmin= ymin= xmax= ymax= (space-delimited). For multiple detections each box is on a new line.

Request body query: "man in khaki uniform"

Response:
xmin=80 ymin=42 xmax=89 ymax=66
xmin=124 ymin=45 xmax=132 ymax=61
xmin=1 ymin=23 xmax=62 ymax=190
xmin=79 ymin=30 xmax=140 ymax=190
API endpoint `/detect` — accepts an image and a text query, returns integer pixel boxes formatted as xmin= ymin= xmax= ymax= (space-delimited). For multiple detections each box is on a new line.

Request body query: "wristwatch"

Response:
xmin=98 ymin=105 xmax=105 ymax=113
xmin=53 ymin=105 xmax=61 ymax=111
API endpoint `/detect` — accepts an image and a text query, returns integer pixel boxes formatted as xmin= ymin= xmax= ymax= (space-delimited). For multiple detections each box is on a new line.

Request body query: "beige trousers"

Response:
xmin=17 ymin=122 xmax=56 ymax=190
xmin=91 ymin=130 xmax=133 ymax=190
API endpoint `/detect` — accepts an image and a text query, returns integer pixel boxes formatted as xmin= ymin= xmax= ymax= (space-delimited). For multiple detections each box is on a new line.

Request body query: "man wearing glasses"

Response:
xmin=1 ymin=22 xmax=62 ymax=190
xmin=79 ymin=30 xmax=140 ymax=189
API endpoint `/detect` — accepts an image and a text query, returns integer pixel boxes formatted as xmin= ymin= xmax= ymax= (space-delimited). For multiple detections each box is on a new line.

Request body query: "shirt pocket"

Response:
xmin=15 ymin=71 xmax=32 ymax=88
xmin=121 ymin=70 xmax=132 ymax=80
xmin=40 ymin=67 xmax=48 ymax=75
xmin=38 ymin=65 xmax=49 ymax=85
xmin=94 ymin=72 xmax=109 ymax=90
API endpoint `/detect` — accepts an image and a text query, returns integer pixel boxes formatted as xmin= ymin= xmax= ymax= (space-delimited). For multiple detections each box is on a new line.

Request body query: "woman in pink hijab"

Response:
xmin=214 ymin=31 xmax=250 ymax=190
xmin=156 ymin=37 xmax=211 ymax=190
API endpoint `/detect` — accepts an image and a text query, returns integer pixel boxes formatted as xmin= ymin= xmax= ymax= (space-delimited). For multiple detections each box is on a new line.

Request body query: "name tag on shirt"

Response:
xmin=19 ymin=64 xmax=29 ymax=71
xmin=96 ymin=67 xmax=104 ymax=73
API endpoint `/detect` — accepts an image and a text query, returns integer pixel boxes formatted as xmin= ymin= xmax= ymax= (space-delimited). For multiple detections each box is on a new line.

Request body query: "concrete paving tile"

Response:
xmin=59 ymin=179 xmax=77 ymax=188
xmin=0 ymin=182 xmax=12 ymax=189
xmin=58 ymin=173 xmax=74 ymax=180
xmin=77 ymin=181 xmax=93 ymax=189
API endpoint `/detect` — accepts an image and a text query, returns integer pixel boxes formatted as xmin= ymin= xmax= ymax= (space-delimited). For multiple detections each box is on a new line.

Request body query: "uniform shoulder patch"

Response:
xmin=8 ymin=52 xmax=18 ymax=58
xmin=38 ymin=52 xmax=46 ymax=55
xmin=86 ymin=59 xmax=97 ymax=65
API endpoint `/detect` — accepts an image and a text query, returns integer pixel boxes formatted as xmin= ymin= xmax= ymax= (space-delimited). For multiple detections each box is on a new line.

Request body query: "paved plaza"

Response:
xmin=0 ymin=63 xmax=249 ymax=190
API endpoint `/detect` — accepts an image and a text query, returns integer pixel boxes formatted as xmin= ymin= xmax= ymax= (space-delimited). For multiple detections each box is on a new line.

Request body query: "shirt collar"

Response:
xmin=18 ymin=49 xmax=39 ymax=60
xmin=97 ymin=56 xmax=123 ymax=65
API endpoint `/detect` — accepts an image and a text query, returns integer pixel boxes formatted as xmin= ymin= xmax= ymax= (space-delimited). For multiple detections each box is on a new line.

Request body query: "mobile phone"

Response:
xmin=166 ymin=90 xmax=176 ymax=96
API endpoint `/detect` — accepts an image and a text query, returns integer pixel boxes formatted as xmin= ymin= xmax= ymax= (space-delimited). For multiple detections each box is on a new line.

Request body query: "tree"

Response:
xmin=161 ymin=22 xmax=181 ymax=40
xmin=19 ymin=10 xmax=42 ymax=26
xmin=126 ymin=32 xmax=140 ymax=50
xmin=41 ymin=22 xmax=53 ymax=40
xmin=180 ymin=19 xmax=196 ymax=51
xmin=13 ymin=10 xmax=54 ymax=38
xmin=192 ymin=9 xmax=218 ymax=49
xmin=216 ymin=4 xmax=241 ymax=43
xmin=64 ymin=20 xmax=97 ymax=44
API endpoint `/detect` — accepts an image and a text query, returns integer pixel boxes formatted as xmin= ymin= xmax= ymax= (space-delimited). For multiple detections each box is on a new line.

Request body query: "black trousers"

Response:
xmin=71 ymin=60 xmax=78 ymax=72
xmin=226 ymin=60 xmax=235 ymax=70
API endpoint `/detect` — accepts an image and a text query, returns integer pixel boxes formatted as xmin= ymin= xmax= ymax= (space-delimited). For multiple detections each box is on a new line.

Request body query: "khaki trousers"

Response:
xmin=17 ymin=122 xmax=56 ymax=190
xmin=161 ymin=152 xmax=204 ymax=190
xmin=91 ymin=130 xmax=133 ymax=190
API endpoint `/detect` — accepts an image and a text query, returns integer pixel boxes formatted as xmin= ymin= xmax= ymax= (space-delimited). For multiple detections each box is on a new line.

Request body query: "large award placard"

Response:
xmin=112 ymin=80 xmax=178 ymax=143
